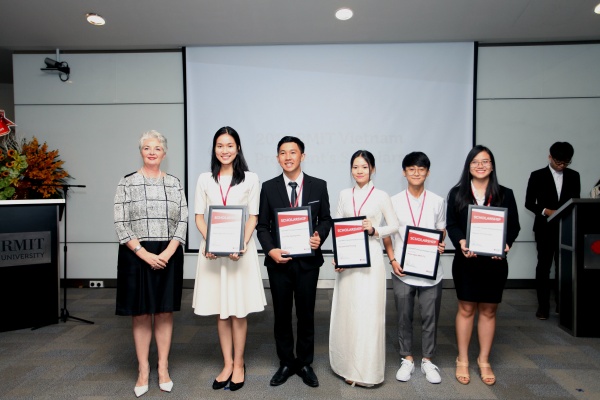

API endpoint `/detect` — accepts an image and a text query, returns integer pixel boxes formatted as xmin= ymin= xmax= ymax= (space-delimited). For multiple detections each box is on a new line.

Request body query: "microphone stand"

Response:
xmin=52 ymin=183 xmax=94 ymax=325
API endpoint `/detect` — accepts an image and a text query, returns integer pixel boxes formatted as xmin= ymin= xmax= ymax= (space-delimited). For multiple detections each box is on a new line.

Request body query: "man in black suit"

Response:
xmin=525 ymin=142 xmax=580 ymax=320
xmin=257 ymin=136 xmax=331 ymax=388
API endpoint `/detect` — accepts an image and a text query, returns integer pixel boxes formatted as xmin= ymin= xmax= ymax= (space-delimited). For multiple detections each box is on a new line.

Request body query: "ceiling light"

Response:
xmin=595 ymin=3 xmax=600 ymax=14
xmin=86 ymin=13 xmax=105 ymax=26
xmin=335 ymin=8 xmax=353 ymax=21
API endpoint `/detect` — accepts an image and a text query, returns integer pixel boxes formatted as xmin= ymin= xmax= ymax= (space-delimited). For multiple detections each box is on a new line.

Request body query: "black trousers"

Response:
xmin=267 ymin=260 xmax=320 ymax=369
xmin=535 ymin=226 xmax=559 ymax=314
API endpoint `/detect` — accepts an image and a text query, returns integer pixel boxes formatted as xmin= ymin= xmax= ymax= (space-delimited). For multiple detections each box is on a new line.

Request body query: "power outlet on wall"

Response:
xmin=89 ymin=280 xmax=104 ymax=288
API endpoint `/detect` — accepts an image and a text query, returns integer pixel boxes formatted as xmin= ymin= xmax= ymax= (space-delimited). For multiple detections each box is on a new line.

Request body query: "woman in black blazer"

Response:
xmin=446 ymin=145 xmax=520 ymax=387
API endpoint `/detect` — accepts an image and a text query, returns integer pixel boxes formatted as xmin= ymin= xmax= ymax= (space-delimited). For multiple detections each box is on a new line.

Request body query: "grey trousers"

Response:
xmin=392 ymin=277 xmax=443 ymax=359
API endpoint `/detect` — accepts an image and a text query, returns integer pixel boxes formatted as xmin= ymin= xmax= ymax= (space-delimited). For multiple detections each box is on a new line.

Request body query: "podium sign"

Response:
xmin=0 ymin=200 xmax=63 ymax=332
xmin=583 ymin=234 xmax=600 ymax=270
xmin=0 ymin=231 xmax=52 ymax=267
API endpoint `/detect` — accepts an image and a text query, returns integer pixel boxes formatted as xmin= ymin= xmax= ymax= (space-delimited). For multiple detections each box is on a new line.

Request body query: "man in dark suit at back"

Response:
xmin=257 ymin=136 xmax=331 ymax=388
xmin=525 ymin=142 xmax=580 ymax=320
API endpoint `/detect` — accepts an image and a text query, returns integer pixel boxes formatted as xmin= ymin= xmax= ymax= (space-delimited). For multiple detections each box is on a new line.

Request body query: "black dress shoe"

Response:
xmin=297 ymin=365 xmax=319 ymax=387
xmin=212 ymin=372 xmax=232 ymax=390
xmin=229 ymin=365 xmax=246 ymax=392
xmin=270 ymin=365 xmax=294 ymax=386
xmin=536 ymin=310 xmax=548 ymax=320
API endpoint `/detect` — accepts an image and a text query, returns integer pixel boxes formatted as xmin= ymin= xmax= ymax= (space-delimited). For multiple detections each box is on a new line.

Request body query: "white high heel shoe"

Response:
xmin=158 ymin=364 xmax=173 ymax=392
xmin=159 ymin=380 xmax=174 ymax=392
xmin=134 ymin=365 xmax=150 ymax=397
xmin=134 ymin=384 xmax=149 ymax=398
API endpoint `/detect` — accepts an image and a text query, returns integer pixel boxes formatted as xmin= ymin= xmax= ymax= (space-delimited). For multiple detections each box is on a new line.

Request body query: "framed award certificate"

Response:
xmin=399 ymin=226 xmax=443 ymax=280
xmin=331 ymin=216 xmax=370 ymax=268
xmin=466 ymin=205 xmax=508 ymax=257
xmin=205 ymin=206 xmax=246 ymax=256
xmin=274 ymin=206 xmax=314 ymax=258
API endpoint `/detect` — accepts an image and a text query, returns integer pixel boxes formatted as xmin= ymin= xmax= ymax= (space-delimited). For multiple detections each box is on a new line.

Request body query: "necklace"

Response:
xmin=218 ymin=172 xmax=232 ymax=205
xmin=352 ymin=185 xmax=375 ymax=217
xmin=406 ymin=190 xmax=426 ymax=227
xmin=470 ymin=180 xmax=491 ymax=205
xmin=142 ymin=167 xmax=163 ymax=185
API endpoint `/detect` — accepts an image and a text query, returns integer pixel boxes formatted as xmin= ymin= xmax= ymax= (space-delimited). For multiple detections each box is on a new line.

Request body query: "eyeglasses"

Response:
xmin=552 ymin=158 xmax=571 ymax=167
xmin=405 ymin=167 xmax=428 ymax=176
xmin=470 ymin=159 xmax=492 ymax=167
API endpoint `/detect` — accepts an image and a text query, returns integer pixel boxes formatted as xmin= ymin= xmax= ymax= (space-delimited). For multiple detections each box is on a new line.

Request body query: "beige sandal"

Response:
xmin=455 ymin=357 xmax=470 ymax=385
xmin=477 ymin=358 xmax=496 ymax=386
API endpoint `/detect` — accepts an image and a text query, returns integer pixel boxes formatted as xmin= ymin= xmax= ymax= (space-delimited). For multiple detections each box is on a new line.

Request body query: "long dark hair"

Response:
xmin=450 ymin=145 xmax=503 ymax=211
xmin=210 ymin=126 xmax=249 ymax=186
xmin=350 ymin=150 xmax=376 ymax=182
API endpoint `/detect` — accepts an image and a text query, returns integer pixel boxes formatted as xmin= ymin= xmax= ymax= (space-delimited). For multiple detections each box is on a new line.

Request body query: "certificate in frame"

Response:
xmin=331 ymin=216 xmax=370 ymax=268
xmin=466 ymin=205 xmax=508 ymax=257
xmin=274 ymin=206 xmax=314 ymax=258
xmin=205 ymin=205 xmax=246 ymax=256
xmin=399 ymin=226 xmax=443 ymax=280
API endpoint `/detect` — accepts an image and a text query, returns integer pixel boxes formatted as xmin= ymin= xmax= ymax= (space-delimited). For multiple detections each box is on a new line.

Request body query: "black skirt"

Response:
xmin=116 ymin=241 xmax=183 ymax=316
xmin=452 ymin=253 xmax=508 ymax=304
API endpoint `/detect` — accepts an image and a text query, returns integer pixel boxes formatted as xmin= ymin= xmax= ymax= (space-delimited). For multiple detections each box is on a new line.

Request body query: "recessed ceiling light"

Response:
xmin=86 ymin=13 xmax=105 ymax=26
xmin=595 ymin=3 xmax=600 ymax=14
xmin=335 ymin=8 xmax=353 ymax=21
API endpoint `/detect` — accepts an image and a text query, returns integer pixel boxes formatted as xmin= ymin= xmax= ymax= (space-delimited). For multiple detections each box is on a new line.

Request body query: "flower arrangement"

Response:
xmin=0 ymin=148 xmax=28 ymax=199
xmin=0 ymin=137 xmax=71 ymax=200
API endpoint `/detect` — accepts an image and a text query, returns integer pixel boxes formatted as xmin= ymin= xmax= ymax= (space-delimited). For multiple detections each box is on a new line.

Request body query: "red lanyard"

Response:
xmin=471 ymin=188 xmax=491 ymax=206
xmin=218 ymin=172 xmax=232 ymax=206
xmin=289 ymin=179 xmax=304 ymax=207
xmin=406 ymin=190 xmax=426 ymax=227
xmin=352 ymin=186 xmax=375 ymax=217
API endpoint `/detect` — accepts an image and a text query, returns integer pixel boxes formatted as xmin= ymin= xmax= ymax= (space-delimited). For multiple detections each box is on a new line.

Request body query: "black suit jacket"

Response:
xmin=447 ymin=185 xmax=521 ymax=250
xmin=525 ymin=166 xmax=580 ymax=232
xmin=257 ymin=173 xmax=332 ymax=270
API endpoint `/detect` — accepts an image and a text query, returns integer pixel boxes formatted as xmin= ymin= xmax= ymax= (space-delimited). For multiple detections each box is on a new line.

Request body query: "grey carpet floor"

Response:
xmin=1 ymin=288 xmax=599 ymax=399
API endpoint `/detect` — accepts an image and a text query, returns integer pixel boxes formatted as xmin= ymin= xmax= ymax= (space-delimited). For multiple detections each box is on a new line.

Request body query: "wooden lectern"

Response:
xmin=548 ymin=198 xmax=600 ymax=337
xmin=0 ymin=199 xmax=63 ymax=332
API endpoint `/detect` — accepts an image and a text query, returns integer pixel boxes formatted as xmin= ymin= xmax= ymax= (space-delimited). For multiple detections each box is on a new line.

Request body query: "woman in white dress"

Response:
xmin=329 ymin=150 xmax=399 ymax=387
xmin=192 ymin=126 xmax=266 ymax=392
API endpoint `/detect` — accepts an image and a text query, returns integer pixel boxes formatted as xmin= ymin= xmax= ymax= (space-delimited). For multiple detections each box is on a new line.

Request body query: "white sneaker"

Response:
xmin=421 ymin=359 xmax=441 ymax=384
xmin=395 ymin=358 xmax=415 ymax=382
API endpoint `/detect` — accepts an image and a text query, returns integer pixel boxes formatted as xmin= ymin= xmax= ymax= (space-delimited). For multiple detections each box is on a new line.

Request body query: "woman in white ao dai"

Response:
xmin=329 ymin=150 xmax=399 ymax=387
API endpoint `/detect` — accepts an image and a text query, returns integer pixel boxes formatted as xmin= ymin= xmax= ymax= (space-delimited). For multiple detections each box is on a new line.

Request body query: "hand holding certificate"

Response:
xmin=399 ymin=226 xmax=443 ymax=279
xmin=331 ymin=216 xmax=370 ymax=268
xmin=466 ymin=205 xmax=508 ymax=257
xmin=275 ymin=207 xmax=314 ymax=257
xmin=205 ymin=206 xmax=246 ymax=256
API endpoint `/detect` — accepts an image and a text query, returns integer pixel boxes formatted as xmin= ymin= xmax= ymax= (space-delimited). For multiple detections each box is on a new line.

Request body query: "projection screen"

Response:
xmin=185 ymin=43 xmax=475 ymax=252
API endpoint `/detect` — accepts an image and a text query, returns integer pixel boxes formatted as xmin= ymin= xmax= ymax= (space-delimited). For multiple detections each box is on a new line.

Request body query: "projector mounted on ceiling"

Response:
xmin=41 ymin=56 xmax=70 ymax=82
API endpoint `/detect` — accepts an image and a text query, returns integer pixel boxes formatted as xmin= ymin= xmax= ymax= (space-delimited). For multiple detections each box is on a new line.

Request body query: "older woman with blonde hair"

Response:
xmin=114 ymin=130 xmax=188 ymax=397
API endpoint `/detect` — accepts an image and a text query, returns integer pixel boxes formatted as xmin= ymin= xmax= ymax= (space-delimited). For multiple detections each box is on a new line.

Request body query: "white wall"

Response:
xmin=12 ymin=52 xmax=187 ymax=279
xmin=476 ymin=43 xmax=600 ymax=279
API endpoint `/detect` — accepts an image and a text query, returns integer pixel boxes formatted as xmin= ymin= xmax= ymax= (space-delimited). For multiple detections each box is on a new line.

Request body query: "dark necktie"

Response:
xmin=289 ymin=181 xmax=298 ymax=206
